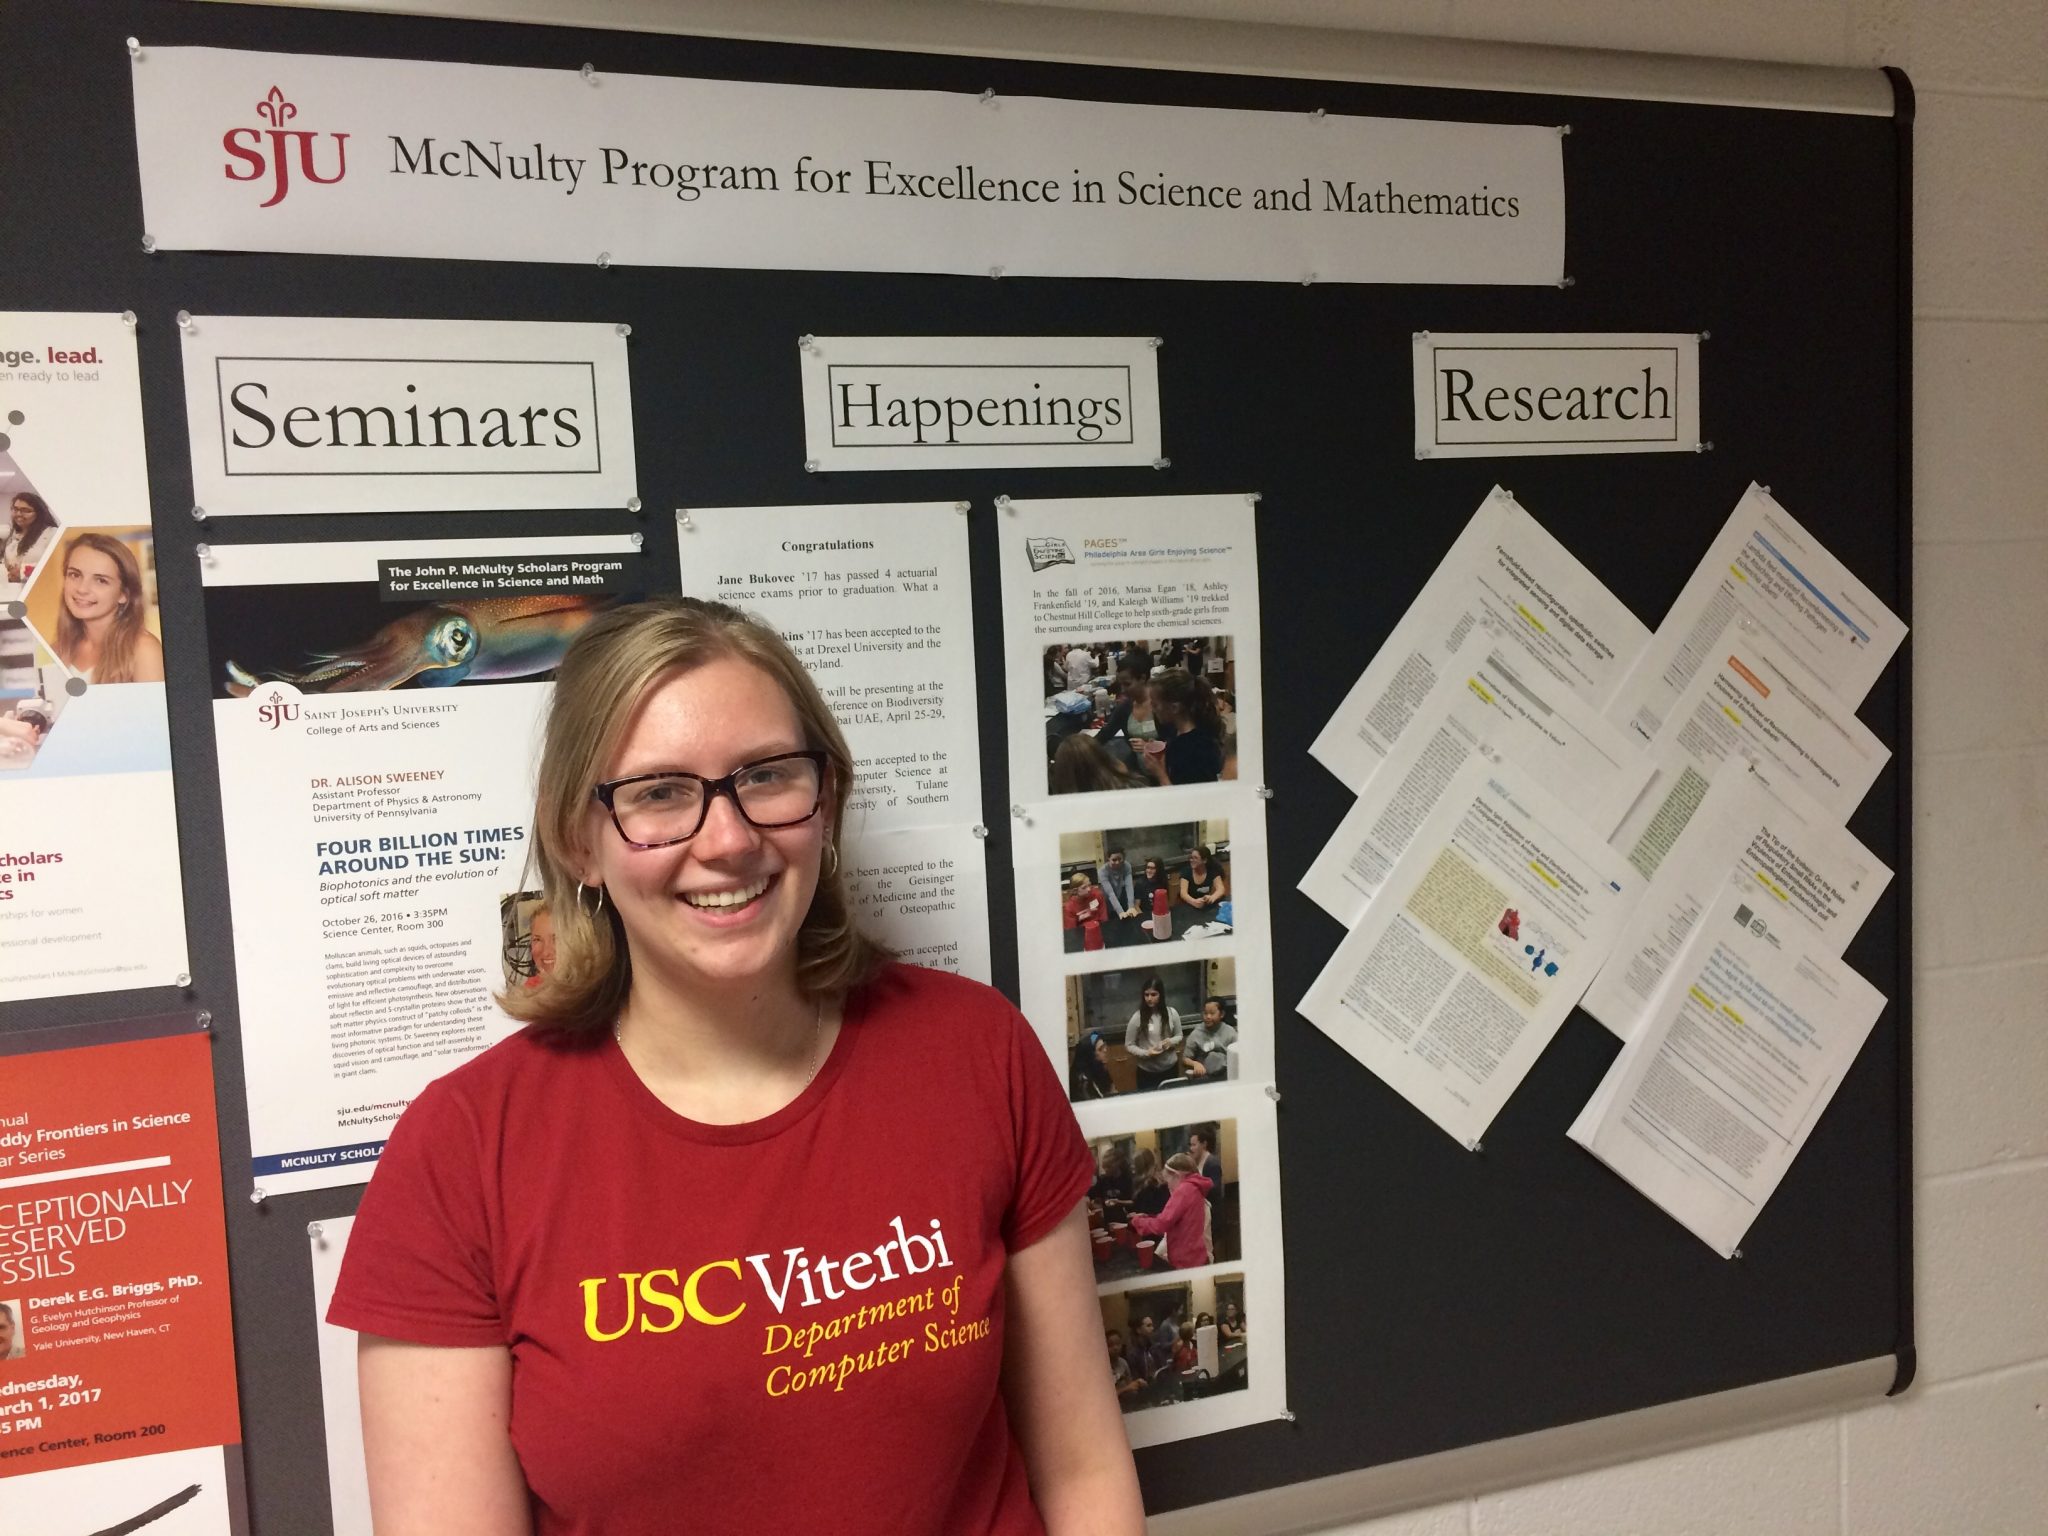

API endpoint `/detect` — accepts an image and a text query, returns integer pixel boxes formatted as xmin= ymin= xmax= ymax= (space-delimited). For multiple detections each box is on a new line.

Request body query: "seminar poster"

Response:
xmin=200 ymin=534 xmax=642 ymax=1196
xmin=0 ymin=312 xmax=190 ymax=1004
xmin=0 ymin=1026 xmax=242 ymax=1533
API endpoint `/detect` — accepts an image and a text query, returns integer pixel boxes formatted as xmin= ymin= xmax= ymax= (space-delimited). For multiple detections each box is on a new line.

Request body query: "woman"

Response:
xmin=1070 ymin=1032 xmax=1113 ymax=1101
xmin=328 ymin=597 xmax=1142 ymax=1536
xmin=1141 ymin=670 xmax=1226 ymax=787
xmin=1130 ymin=857 xmax=1172 ymax=943
xmin=1177 ymin=845 xmax=1227 ymax=927
xmin=53 ymin=532 xmax=162 ymax=683
xmin=1179 ymin=996 xmax=1239 ymax=1080
xmin=1219 ymin=1301 xmax=1246 ymax=1343
xmin=1063 ymin=872 xmax=1106 ymax=952
xmin=1092 ymin=669 xmax=1157 ymax=754
xmin=1122 ymin=977 xmax=1182 ymax=1091
xmin=3 ymin=492 xmax=58 ymax=591
xmin=1128 ymin=1154 xmax=1211 ymax=1270
xmin=1127 ymin=1147 xmax=1169 ymax=1219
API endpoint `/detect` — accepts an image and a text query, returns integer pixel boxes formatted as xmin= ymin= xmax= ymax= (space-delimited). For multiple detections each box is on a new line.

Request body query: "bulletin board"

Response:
xmin=0 ymin=0 xmax=1911 ymax=1527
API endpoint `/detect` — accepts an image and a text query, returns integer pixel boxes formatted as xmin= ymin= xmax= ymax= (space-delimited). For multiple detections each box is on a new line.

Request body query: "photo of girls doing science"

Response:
xmin=1102 ymin=1271 xmax=1249 ymax=1418
xmin=1086 ymin=1118 xmax=1239 ymax=1282
xmin=325 ymin=596 xmax=1147 ymax=1536
xmin=1069 ymin=956 xmax=1242 ymax=1102
xmin=1059 ymin=823 xmax=1231 ymax=953
xmin=1045 ymin=636 xmax=1238 ymax=796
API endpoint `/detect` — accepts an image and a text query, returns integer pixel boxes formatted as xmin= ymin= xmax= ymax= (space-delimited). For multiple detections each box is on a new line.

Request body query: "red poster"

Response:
xmin=0 ymin=1029 xmax=241 ymax=1521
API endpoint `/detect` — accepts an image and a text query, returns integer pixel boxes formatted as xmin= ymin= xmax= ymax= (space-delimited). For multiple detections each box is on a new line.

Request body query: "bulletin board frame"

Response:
xmin=0 ymin=1 xmax=1912 ymax=1529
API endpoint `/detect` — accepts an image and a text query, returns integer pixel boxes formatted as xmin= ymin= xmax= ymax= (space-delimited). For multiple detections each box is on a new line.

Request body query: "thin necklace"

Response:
xmin=615 ymin=997 xmax=827 ymax=1086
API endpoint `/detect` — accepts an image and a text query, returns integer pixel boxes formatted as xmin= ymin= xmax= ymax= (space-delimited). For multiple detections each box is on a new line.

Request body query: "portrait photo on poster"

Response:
xmin=1065 ymin=954 xmax=1244 ymax=1104
xmin=19 ymin=524 xmax=164 ymax=686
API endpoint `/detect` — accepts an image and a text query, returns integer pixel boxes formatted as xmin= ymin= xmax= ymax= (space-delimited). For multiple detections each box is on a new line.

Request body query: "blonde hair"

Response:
xmin=499 ymin=597 xmax=886 ymax=1033
xmin=56 ymin=532 xmax=149 ymax=682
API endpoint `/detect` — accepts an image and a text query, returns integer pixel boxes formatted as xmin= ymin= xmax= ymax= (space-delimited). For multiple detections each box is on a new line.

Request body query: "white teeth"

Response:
xmin=682 ymin=878 xmax=769 ymax=909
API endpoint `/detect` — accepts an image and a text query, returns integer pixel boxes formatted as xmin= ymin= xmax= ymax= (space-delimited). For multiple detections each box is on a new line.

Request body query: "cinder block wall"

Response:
xmin=1005 ymin=0 xmax=2047 ymax=1530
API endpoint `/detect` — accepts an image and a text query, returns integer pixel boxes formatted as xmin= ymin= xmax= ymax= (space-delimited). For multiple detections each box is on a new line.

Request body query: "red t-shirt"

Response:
xmin=327 ymin=964 xmax=1092 ymax=1536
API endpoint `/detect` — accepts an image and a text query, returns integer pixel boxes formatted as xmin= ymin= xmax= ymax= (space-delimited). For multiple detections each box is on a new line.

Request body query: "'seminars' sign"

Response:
xmin=180 ymin=316 xmax=639 ymax=516
xmin=222 ymin=87 xmax=349 ymax=207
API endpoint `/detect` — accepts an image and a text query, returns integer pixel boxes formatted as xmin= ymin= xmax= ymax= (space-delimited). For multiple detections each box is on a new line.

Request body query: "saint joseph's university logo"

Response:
xmin=222 ymin=87 xmax=350 ymax=208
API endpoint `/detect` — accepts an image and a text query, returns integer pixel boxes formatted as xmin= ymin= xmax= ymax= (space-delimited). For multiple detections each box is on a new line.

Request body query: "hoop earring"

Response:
xmin=822 ymin=843 xmax=840 ymax=879
xmin=579 ymin=882 xmax=606 ymax=917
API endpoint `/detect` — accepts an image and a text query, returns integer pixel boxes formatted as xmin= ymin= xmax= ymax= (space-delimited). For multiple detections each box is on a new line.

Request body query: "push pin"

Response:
xmin=675 ymin=509 xmax=694 ymax=530
xmin=1733 ymin=1248 xmax=1745 ymax=1260
xmin=127 ymin=37 xmax=144 ymax=60
xmin=971 ymin=825 xmax=989 ymax=839
xmin=190 ymin=505 xmax=207 ymax=523
xmin=1246 ymin=492 xmax=1262 ymax=505
xmin=196 ymin=543 xmax=215 ymax=566
xmin=1416 ymin=329 xmax=1431 ymax=341
xmin=1698 ymin=330 xmax=1712 ymax=341
xmin=798 ymin=334 xmax=818 ymax=354
xmin=1255 ymin=785 xmax=1274 ymax=800
xmin=1695 ymin=441 xmax=1714 ymax=454
xmin=1147 ymin=336 xmax=1164 ymax=349
xmin=953 ymin=501 xmax=970 ymax=514
xmin=1151 ymin=456 xmax=1172 ymax=471
xmin=804 ymin=459 xmax=820 ymax=473
xmin=1283 ymin=1409 xmax=1298 ymax=1424
xmin=1471 ymin=1140 xmax=1486 ymax=1154
xmin=140 ymin=233 xmax=158 ymax=254
xmin=989 ymin=265 xmax=1004 ymax=280
xmin=196 ymin=1010 xmax=213 ymax=1030
xmin=596 ymin=251 xmax=612 ymax=269
xmin=1558 ymin=123 xmax=1573 ymax=137
xmin=628 ymin=531 xmax=644 ymax=551
xmin=979 ymin=87 xmax=996 ymax=104
xmin=121 ymin=310 xmax=138 ymax=330
xmin=1300 ymin=271 xmax=1318 ymax=286
xmin=176 ymin=310 xmax=195 ymax=333
xmin=250 ymin=1188 xmax=268 ymax=1206
xmin=615 ymin=322 xmax=632 ymax=338
xmin=580 ymin=62 xmax=598 ymax=85
xmin=309 ymin=1222 xmax=326 ymax=1242
xmin=1557 ymin=275 xmax=1576 ymax=289
xmin=1264 ymin=1085 xmax=1282 ymax=1103
xmin=1310 ymin=107 xmax=1327 ymax=121
xmin=996 ymin=495 xmax=1014 ymax=511
xmin=174 ymin=972 xmax=192 ymax=989
xmin=625 ymin=495 xmax=642 ymax=513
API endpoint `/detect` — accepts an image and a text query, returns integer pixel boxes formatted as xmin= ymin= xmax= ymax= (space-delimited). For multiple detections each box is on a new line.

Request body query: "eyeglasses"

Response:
xmin=592 ymin=751 xmax=829 ymax=849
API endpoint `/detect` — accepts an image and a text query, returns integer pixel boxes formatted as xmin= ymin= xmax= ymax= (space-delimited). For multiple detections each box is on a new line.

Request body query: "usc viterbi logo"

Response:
xmin=222 ymin=86 xmax=350 ymax=208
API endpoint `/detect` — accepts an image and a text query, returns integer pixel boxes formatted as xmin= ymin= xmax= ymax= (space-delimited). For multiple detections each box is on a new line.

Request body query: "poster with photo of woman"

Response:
xmin=0 ymin=314 xmax=189 ymax=1004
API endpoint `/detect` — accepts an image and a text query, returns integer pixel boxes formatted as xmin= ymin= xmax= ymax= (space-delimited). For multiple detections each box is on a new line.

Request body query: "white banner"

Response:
xmin=799 ymin=337 xmax=1162 ymax=470
xmin=0 ymin=312 xmax=190 ymax=1003
xmin=1412 ymin=332 xmax=1703 ymax=458
xmin=179 ymin=315 xmax=636 ymax=516
xmin=131 ymin=46 xmax=1566 ymax=286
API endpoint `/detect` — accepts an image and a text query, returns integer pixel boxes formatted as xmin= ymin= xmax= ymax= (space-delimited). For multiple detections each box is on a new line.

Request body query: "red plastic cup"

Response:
xmin=1136 ymin=1241 xmax=1156 ymax=1269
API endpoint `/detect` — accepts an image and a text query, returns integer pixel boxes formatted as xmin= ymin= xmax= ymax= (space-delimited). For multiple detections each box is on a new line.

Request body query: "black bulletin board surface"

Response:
xmin=1 ymin=1 xmax=1912 ymax=1525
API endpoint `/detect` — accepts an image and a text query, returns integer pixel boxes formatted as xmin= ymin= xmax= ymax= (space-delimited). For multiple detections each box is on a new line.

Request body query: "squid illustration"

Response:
xmin=225 ymin=595 xmax=605 ymax=695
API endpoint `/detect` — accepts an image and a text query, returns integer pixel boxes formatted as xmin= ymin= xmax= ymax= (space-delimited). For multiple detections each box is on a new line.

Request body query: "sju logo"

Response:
xmin=257 ymin=687 xmax=301 ymax=731
xmin=222 ymin=87 xmax=349 ymax=208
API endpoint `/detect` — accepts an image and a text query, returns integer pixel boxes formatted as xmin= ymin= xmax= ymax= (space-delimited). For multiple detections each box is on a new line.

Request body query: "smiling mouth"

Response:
xmin=680 ymin=875 xmax=772 ymax=911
